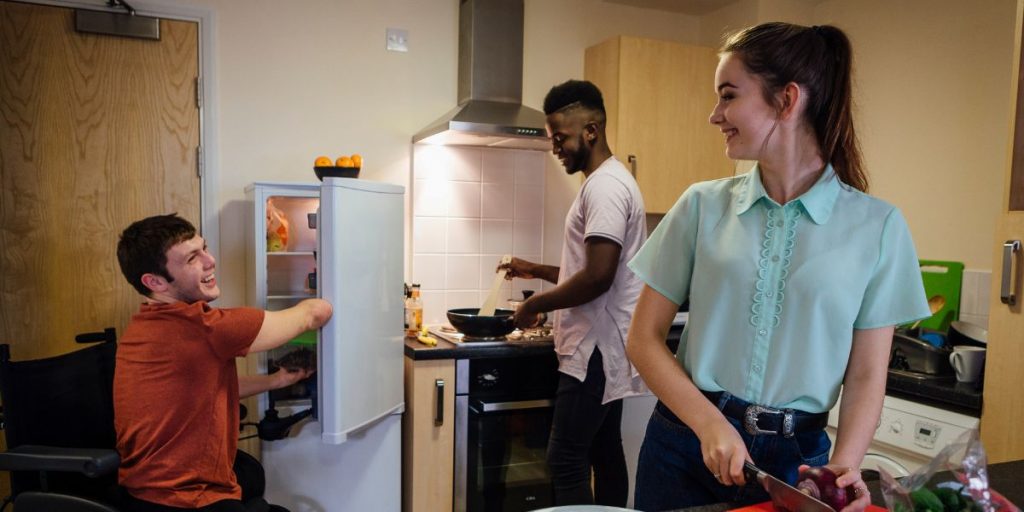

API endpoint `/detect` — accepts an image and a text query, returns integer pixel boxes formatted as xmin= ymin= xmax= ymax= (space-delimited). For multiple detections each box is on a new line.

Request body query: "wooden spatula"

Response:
xmin=479 ymin=255 xmax=512 ymax=317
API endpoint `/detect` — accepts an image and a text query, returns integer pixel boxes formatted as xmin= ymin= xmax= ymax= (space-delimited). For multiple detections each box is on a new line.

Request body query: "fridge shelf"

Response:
xmin=267 ymin=251 xmax=315 ymax=257
xmin=267 ymin=293 xmax=316 ymax=300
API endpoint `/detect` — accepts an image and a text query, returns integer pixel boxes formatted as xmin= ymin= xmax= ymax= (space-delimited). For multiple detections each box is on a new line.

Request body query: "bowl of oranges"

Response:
xmin=313 ymin=154 xmax=362 ymax=181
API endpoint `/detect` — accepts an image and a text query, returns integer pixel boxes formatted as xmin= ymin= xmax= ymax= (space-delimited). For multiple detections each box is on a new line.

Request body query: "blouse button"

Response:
xmin=766 ymin=291 xmax=773 ymax=297
xmin=758 ymin=329 xmax=767 ymax=336
xmin=771 ymin=255 xmax=780 ymax=262
xmin=753 ymin=364 xmax=762 ymax=373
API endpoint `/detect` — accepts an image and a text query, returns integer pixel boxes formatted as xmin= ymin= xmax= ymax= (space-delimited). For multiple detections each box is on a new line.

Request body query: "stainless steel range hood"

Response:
xmin=412 ymin=0 xmax=551 ymax=151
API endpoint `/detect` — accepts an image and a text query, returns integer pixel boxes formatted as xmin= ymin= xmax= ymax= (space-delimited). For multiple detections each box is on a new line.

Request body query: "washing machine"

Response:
xmin=826 ymin=394 xmax=979 ymax=477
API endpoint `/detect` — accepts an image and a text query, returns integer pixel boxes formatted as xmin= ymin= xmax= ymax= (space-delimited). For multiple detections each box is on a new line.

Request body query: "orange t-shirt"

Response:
xmin=114 ymin=301 xmax=264 ymax=508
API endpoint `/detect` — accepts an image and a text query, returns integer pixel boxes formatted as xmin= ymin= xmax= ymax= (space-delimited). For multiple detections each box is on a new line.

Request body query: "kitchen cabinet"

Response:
xmin=585 ymin=36 xmax=734 ymax=214
xmin=981 ymin=0 xmax=1024 ymax=464
xmin=243 ymin=182 xmax=320 ymax=457
xmin=402 ymin=357 xmax=455 ymax=512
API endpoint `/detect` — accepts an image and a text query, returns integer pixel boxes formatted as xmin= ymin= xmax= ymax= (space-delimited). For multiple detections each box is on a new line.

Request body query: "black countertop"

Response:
xmin=404 ymin=323 xmax=686 ymax=361
xmin=884 ymin=371 xmax=982 ymax=416
xmin=675 ymin=460 xmax=1024 ymax=512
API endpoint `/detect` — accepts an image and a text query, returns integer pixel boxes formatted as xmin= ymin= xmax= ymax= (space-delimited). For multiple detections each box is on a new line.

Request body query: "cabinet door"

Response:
xmin=981 ymin=0 xmax=1024 ymax=463
xmin=403 ymin=358 xmax=456 ymax=512
xmin=618 ymin=38 xmax=733 ymax=213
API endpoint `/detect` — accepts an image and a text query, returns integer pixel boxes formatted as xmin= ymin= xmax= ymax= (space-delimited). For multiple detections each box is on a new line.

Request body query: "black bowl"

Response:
xmin=447 ymin=308 xmax=515 ymax=338
xmin=948 ymin=321 xmax=987 ymax=348
xmin=314 ymin=166 xmax=360 ymax=181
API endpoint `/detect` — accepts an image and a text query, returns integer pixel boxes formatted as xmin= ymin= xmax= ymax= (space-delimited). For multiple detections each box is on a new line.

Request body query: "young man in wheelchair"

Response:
xmin=114 ymin=214 xmax=332 ymax=511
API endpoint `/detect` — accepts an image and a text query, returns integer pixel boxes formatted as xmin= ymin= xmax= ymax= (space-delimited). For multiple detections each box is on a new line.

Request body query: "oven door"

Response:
xmin=465 ymin=397 xmax=555 ymax=512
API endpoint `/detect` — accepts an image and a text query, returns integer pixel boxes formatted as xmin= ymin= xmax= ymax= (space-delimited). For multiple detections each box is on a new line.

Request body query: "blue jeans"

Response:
xmin=634 ymin=400 xmax=831 ymax=512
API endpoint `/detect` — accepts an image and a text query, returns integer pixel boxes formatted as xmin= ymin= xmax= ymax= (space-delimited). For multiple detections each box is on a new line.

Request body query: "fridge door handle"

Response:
xmin=1001 ymin=240 xmax=1021 ymax=305
xmin=434 ymin=379 xmax=445 ymax=426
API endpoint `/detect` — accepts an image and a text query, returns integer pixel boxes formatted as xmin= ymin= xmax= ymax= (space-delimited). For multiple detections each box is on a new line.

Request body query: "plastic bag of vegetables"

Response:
xmin=880 ymin=429 xmax=1019 ymax=512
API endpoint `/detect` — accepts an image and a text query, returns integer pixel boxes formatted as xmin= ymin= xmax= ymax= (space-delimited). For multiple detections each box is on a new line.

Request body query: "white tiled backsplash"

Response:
xmin=959 ymin=269 xmax=992 ymax=329
xmin=412 ymin=145 xmax=547 ymax=325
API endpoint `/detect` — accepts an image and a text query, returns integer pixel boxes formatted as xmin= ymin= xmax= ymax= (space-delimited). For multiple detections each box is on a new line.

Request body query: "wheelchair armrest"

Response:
xmin=0 ymin=445 xmax=120 ymax=478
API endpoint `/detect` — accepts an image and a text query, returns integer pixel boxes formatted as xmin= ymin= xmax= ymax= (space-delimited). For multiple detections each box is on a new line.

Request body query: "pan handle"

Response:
xmin=1001 ymin=240 xmax=1020 ymax=306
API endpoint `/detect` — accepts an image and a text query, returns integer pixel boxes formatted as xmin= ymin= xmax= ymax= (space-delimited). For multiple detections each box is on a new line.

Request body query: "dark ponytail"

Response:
xmin=721 ymin=22 xmax=867 ymax=192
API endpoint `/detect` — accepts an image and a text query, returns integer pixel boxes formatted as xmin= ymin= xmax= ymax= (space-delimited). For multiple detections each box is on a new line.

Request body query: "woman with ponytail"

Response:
xmin=624 ymin=22 xmax=930 ymax=511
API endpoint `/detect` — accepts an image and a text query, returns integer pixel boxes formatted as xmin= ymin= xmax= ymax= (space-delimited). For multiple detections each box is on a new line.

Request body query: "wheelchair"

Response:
xmin=0 ymin=329 xmax=286 ymax=512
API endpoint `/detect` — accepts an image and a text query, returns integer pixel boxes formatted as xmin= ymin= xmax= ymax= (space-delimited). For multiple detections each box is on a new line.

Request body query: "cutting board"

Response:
xmin=730 ymin=502 xmax=888 ymax=512
xmin=918 ymin=260 xmax=964 ymax=332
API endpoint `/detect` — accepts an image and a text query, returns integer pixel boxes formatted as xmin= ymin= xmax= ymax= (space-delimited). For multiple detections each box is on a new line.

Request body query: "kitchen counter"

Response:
xmin=406 ymin=321 xmax=685 ymax=361
xmin=404 ymin=336 xmax=553 ymax=360
xmin=675 ymin=459 xmax=1023 ymax=512
xmin=885 ymin=371 xmax=982 ymax=416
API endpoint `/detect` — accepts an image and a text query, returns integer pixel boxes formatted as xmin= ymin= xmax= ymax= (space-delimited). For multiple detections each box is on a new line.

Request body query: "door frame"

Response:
xmin=10 ymin=0 xmax=222 ymax=260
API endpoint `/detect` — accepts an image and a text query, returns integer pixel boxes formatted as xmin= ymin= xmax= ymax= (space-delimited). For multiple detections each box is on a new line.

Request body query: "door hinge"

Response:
xmin=195 ymin=77 xmax=203 ymax=109
xmin=196 ymin=146 xmax=204 ymax=178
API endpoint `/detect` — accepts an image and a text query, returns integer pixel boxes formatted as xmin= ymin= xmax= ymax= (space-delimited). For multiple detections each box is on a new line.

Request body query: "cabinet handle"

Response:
xmin=627 ymin=154 xmax=637 ymax=177
xmin=434 ymin=379 xmax=445 ymax=426
xmin=1001 ymin=240 xmax=1021 ymax=305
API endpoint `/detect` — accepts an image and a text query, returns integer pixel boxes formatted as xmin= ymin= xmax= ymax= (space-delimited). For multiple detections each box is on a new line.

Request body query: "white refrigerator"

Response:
xmin=262 ymin=177 xmax=405 ymax=511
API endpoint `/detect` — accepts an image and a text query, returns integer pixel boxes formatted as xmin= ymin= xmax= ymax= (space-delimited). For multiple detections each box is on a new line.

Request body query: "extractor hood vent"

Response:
xmin=412 ymin=0 xmax=550 ymax=151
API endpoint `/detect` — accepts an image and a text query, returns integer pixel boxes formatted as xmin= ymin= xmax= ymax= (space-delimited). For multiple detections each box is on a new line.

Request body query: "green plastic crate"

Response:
xmin=918 ymin=260 xmax=964 ymax=332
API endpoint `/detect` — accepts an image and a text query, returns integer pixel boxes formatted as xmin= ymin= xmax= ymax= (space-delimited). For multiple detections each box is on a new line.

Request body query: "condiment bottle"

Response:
xmin=405 ymin=284 xmax=423 ymax=337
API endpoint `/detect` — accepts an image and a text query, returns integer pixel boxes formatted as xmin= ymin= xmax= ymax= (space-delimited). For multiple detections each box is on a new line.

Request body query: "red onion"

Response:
xmin=797 ymin=466 xmax=854 ymax=511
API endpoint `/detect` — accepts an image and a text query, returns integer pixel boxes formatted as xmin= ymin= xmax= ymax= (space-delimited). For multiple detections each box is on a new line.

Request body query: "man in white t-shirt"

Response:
xmin=500 ymin=79 xmax=648 ymax=507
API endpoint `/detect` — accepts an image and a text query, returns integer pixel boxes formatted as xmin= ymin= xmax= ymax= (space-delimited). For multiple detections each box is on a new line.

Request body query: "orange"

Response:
xmin=314 ymin=156 xmax=333 ymax=167
xmin=351 ymin=154 xmax=362 ymax=168
xmin=336 ymin=156 xmax=354 ymax=168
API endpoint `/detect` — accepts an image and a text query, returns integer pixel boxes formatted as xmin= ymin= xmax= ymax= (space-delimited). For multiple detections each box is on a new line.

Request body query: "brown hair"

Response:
xmin=117 ymin=213 xmax=196 ymax=296
xmin=722 ymin=22 xmax=867 ymax=192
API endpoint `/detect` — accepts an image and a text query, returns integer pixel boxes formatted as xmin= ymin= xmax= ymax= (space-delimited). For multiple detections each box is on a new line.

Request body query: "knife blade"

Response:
xmin=743 ymin=461 xmax=835 ymax=512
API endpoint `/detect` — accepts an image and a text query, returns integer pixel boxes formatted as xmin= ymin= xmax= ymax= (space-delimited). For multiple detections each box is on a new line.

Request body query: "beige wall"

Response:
xmin=811 ymin=0 xmax=1015 ymax=270
xmin=187 ymin=0 xmax=702 ymax=307
xmin=185 ymin=0 xmax=1014 ymax=307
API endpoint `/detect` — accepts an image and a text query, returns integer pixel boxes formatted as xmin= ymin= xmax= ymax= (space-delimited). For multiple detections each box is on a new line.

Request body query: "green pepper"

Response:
xmin=912 ymin=488 xmax=946 ymax=512
xmin=932 ymin=487 xmax=963 ymax=512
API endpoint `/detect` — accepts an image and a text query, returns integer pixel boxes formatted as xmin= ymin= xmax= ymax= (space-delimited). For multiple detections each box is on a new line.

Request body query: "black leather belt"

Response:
xmin=701 ymin=390 xmax=828 ymax=438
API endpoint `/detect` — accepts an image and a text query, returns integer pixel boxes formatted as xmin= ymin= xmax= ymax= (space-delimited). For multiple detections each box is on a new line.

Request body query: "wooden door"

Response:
xmin=981 ymin=0 xmax=1024 ymax=464
xmin=0 ymin=1 xmax=200 ymax=363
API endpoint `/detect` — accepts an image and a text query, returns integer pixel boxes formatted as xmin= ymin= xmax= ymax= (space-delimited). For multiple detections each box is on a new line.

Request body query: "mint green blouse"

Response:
xmin=628 ymin=165 xmax=930 ymax=413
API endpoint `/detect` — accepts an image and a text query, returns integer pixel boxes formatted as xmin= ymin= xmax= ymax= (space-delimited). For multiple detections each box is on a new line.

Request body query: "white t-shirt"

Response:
xmin=554 ymin=156 xmax=649 ymax=403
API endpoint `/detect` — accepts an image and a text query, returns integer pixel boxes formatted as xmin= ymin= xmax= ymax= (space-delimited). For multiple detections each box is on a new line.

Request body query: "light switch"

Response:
xmin=386 ymin=28 xmax=408 ymax=52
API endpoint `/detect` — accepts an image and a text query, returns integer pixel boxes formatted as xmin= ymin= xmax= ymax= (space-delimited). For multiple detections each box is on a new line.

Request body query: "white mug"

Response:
xmin=949 ymin=346 xmax=986 ymax=383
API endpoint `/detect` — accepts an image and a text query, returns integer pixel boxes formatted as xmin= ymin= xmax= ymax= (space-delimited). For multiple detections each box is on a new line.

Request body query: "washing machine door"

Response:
xmin=861 ymin=453 xmax=911 ymax=478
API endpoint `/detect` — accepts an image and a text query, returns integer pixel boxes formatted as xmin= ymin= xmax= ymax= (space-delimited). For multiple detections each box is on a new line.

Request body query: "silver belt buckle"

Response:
xmin=743 ymin=404 xmax=796 ymax=437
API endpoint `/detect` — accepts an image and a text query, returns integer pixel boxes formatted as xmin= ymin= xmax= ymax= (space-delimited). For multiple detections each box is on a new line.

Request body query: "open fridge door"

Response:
xmin=317 ymin=177 xmax=405 ymax=444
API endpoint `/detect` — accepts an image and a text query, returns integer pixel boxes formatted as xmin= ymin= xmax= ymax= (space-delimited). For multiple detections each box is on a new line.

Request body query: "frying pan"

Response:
xmin=447 ymin=308 xmax=515 ymax=338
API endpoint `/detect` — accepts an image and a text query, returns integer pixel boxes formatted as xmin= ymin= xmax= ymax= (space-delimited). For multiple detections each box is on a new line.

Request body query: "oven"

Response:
xmin=454 ymin=352 xmax=560 ymax=512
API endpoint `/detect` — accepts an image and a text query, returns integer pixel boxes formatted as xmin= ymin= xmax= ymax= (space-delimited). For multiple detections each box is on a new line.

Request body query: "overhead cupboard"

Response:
xmin=585 ymin=36 xmax=735 ymax=214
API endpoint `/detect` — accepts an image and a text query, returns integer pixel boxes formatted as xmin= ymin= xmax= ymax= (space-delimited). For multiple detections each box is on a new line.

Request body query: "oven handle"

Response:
xmin=471 ymin=398 xmax=554 ymax=413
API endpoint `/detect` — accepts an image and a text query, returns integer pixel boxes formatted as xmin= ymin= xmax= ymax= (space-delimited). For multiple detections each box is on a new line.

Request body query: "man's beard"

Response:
xmin=562 ymin=136 xmax=589 ymax=174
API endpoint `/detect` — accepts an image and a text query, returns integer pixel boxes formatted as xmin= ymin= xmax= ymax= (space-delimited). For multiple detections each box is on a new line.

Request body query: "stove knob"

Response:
xmin=477 ymin=370 xmax=499 ymax=387
xmin=890 ymin=420 xmax=903 ymax=434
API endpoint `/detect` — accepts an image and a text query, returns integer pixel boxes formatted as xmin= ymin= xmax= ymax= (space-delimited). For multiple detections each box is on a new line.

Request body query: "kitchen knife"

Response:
xmin=743 ymin=461 xmax=835 ymax=512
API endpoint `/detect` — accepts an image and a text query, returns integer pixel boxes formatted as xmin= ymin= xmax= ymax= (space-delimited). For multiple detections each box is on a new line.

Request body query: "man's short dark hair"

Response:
xmin=117 ymin=214 xmax=196 ymax=296
xmin=543 ymin=79 xmax=606 ymax=116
